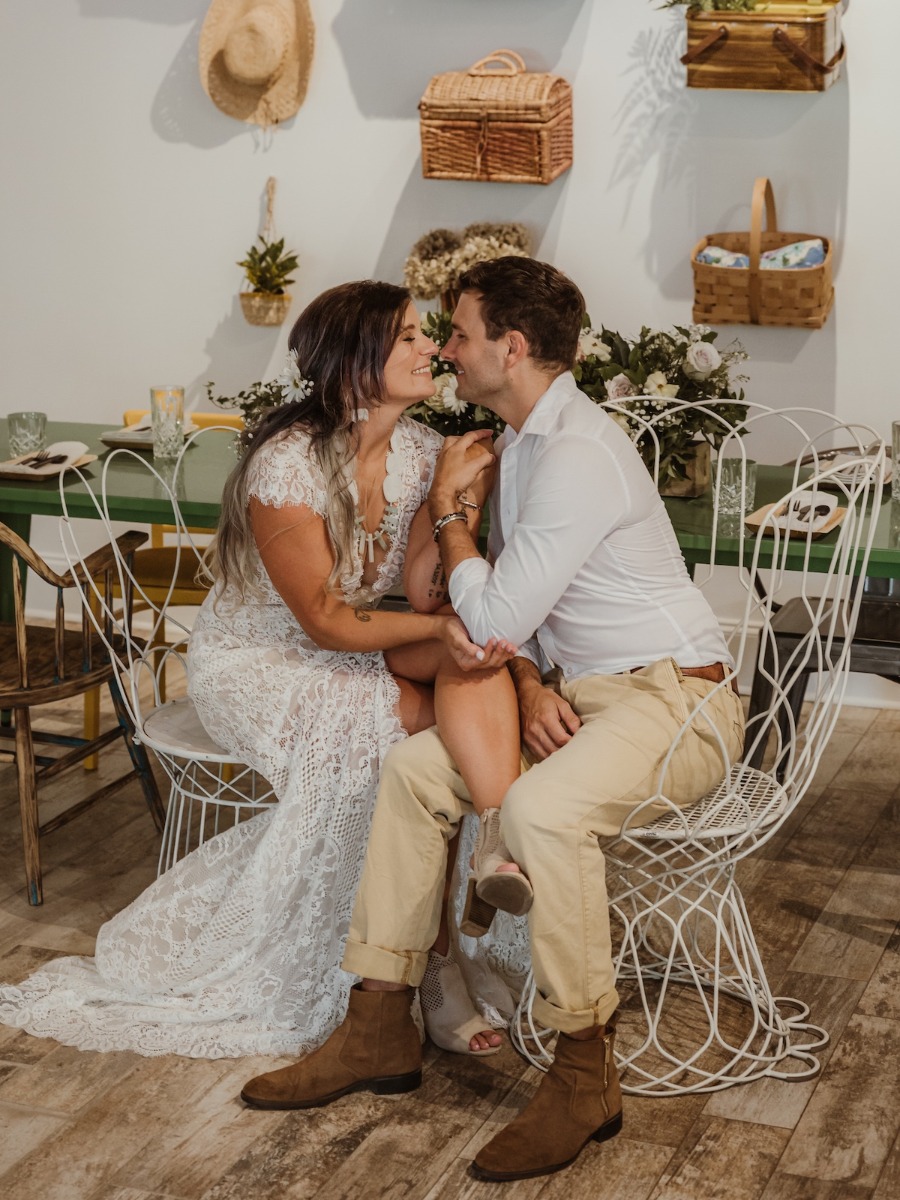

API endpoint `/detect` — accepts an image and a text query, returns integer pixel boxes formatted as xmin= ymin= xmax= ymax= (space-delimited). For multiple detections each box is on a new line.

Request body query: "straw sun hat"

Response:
xmin=199 ymin=0 xmax=315 ymax=128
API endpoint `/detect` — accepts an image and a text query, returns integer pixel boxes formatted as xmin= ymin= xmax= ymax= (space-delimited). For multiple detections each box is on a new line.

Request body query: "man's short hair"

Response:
xmin=457 ymin=257 xmax=585 ymax=373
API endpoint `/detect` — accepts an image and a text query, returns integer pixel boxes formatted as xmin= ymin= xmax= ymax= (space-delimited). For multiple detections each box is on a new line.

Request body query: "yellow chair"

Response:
xmin=84 ymin=412 xmax=243 ymax=766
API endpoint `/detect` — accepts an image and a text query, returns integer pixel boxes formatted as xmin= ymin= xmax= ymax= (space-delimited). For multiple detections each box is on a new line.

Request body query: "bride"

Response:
xmin=0 ymin=280 xmax=526 ymax=1060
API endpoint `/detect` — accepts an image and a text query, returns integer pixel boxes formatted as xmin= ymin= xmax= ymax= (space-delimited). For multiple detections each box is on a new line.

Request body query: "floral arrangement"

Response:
xmin=407 ymin=310 xmax=505 ymax=439
xmin=206 ymin=349 xmax=312 ymax=435
xmin=403 ymin=222 xmax=532 ymax=309
xmin=574 ymin=321 xmax=749 ymax=489
xmin=657 ymin=1 xmax=761 ymax=11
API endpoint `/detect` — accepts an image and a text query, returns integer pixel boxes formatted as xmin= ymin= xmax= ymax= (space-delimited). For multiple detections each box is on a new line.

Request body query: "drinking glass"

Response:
xmin=8 ymin=411 xmax=47 ymax=457
xmin=717 ymin=453 xmax=757 ymax=518
xmin=150 ymin=386 xmax=184 ymax=460
xmin=892 ymin=420 xmax=900 ymax=502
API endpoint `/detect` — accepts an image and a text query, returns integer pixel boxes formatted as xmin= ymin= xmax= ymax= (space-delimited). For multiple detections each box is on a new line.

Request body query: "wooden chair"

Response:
xmin=0 ymin=520 xmax=165 ymax=905
xmin=84 ymin=411 xmax=243 ymax=765
xmin=511 ymin=402 xmax=886 ymax=1094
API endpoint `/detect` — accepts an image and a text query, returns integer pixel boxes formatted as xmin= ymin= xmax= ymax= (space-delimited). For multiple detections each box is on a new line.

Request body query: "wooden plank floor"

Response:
xmin=1 ymin=696 xmax=898 ymax=1199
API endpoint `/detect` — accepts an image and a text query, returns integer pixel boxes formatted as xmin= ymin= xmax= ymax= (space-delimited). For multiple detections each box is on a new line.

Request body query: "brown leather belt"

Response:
xmin=628 ymin=660 xmax=739 ymax=693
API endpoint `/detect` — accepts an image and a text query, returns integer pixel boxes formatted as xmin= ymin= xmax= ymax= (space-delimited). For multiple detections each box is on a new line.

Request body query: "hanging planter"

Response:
xmin=669 ymin=1 xmax=847 ymax=93
xmin=237 ymin=177 xmax=299 ymax=327
xmin=239 ymin=291 xmax=293 ymax=326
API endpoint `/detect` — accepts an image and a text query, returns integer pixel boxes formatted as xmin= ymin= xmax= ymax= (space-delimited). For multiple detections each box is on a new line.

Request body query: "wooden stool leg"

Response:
xmin=14 ymin=707 xmax=42 ymax=906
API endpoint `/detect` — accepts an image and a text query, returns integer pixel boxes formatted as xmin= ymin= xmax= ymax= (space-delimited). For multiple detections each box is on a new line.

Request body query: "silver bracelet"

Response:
xmin=432 ymin=511 xmax=467 ymax=542
xmin=457 ymin=496 xmax=482 ymax=512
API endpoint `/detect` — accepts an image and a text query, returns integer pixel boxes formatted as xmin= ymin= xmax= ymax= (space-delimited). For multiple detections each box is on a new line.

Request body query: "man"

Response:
xmin=239 ymin=258 xmax=744 ymax=1182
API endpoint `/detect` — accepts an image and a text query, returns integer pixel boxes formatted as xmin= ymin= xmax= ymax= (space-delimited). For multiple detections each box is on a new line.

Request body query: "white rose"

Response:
xmin=605 ymin=372 xmax=637 ymax=401
xmin=683 ymin=341 xmax=722 ymax=381
xmin=644 ymin=371 xmax=680 ymax=398
xmin=577 ymin=330 xmax=611 ymax=363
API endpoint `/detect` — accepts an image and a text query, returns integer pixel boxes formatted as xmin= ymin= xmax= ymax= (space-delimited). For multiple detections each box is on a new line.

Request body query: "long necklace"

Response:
xmin=350 ymin=426 xmax=403 ymax=563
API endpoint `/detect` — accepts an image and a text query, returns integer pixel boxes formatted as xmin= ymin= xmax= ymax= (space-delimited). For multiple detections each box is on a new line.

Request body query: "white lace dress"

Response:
xmin=0 ymin=418 xmax=531 ymax=1059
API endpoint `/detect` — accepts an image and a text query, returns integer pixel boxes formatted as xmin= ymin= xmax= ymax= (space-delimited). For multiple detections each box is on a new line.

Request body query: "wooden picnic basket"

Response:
xmin=691 ymin=177 xmax=834 ymax=329
xmin=418 ymin=49 xmax=573 ymax=185
xmin=681 ymin=1 xmax=846 ymax=93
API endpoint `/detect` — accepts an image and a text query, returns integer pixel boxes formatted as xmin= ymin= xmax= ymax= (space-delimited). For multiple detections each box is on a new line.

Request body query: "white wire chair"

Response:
xmin=58 ymin=436 xmax=277 ymax=877
xmin=511 ymin=401 xmax=886 ymax=1094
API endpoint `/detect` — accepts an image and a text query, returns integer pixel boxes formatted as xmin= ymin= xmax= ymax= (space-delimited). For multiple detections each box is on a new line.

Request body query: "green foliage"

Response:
xmin=205 ymin=379 xmax=283 ymax=434
xmin=237 ymin=236 xmax=299 ymax=294
xmin=574 ymin=319 xmax=749 ymax=489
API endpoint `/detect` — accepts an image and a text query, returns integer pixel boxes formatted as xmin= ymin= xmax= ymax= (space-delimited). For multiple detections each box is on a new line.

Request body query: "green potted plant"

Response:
xmin=238 ymin=234 xmax=299 ymax=327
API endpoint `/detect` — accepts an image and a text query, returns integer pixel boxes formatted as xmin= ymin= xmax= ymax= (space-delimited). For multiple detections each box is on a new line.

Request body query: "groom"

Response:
xmin=239 ymin=257 xmax=743 ymax=1182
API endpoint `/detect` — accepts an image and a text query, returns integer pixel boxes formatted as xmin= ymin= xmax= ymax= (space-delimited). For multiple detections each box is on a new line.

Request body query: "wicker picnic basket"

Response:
xmin=418 ymin=50 xmax=573 ymax=185
xmin=691 ymin=178 xmax=834 ymax=329
xmin=681 ymin=1 xmax=846 ymax=93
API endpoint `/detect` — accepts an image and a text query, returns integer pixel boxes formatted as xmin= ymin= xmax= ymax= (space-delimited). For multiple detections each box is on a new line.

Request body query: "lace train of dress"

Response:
xmin=0 ymin=418 xmax=531 ymax=1058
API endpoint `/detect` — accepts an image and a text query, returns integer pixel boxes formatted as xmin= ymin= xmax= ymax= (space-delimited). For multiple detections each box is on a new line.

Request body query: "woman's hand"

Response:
xmin=439 ymin=614 xmax=518 ymax=672
xmin=429 ymin=430 xmax=496 ymax=521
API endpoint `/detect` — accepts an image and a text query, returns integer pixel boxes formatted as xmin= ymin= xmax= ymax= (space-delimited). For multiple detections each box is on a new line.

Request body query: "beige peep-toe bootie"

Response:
xmin=460 ymin=808 xmax=534 ymax=938
xmin=420 ymin=950 xmax=502 ymax=1056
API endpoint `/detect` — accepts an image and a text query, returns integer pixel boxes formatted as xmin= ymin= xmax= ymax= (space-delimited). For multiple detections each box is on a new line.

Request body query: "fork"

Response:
xmin=23 ymin=451 xmax=67 ymax=468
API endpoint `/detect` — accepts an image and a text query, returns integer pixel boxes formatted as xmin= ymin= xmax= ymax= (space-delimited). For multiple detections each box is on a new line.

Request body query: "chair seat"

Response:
xmin=625 ymin=764 xmax=786 ymax=842
xmin=141 ymin=697 xmax=234 ymax=760
xmin=0 ymin=623 xmax=116 ymax=706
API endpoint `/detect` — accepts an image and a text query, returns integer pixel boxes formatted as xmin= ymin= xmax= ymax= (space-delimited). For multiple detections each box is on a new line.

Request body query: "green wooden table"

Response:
xmin=3 ymin=421 xmax=900 ymax=626
xmin=1 ymin=419 xmax=237 ymax=623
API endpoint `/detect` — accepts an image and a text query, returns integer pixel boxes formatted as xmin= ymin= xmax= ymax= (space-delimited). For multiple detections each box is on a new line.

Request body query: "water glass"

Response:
xmin=892 ymin=421 xmax=900 ymax=502
xmin=717 ymin=453 xmax=757 ymax=518
xmin=150 ymin=386 xmax=184 ymax=460
xmin=8 ymin=410 xmax=47 ymax=457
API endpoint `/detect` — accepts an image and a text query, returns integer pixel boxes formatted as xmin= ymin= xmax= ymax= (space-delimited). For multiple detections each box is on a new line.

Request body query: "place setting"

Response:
xmin=0 ymin=411 xmax=96 ymax=480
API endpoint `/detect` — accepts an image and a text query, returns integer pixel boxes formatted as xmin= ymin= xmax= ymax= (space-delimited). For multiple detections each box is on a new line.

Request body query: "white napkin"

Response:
xmin=829 ymin=451 xmax=889 ymax=486
xmin=0 ymin=441 xmax=90 ymax=476
xmin=772 ymin=490 xmax=837 ymax=534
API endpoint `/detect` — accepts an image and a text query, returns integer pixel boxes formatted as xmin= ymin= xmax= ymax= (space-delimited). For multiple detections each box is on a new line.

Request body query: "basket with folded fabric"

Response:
xmin=691 ymin=177 xmax=833 ymax=328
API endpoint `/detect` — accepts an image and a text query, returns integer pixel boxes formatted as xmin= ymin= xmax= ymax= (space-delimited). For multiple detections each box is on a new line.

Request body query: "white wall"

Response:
xmin=2 ymin=0 xmax=898 ymax=703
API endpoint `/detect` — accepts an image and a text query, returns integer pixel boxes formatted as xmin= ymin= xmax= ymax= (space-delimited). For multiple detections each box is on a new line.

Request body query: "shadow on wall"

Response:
xmin=615 ymin=13 xmax=848 ymax=415
xmin=332 ymin=0 xmax=590 ymax=119
xmin=196 ymin=296 xmax=292 ymax=409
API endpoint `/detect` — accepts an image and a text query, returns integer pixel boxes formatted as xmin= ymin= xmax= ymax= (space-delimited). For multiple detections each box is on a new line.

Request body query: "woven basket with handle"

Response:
xmin=691 ymin=177 xmax=834 ymax=329
xmin=419 ymin=49 xmax=572 ymax=185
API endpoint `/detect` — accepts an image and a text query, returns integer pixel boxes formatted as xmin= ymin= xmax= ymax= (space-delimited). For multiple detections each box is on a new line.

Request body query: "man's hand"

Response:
xmin=517 ymin=681 xmax=582 ymax=760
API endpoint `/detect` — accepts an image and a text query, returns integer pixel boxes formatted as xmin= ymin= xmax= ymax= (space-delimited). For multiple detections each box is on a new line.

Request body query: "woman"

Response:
xmin=0 ymin=281 xmax=524 ymax=1060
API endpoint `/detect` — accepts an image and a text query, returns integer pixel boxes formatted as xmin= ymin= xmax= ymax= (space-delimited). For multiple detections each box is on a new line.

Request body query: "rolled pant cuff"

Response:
xmin=342 ymin=939 xmax=429 ymax=988
xmin=532 ymin=986 xmax=620 ymax=1034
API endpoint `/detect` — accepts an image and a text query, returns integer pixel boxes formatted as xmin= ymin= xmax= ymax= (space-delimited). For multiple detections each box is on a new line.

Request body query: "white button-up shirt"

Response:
xmin=448 ymin=372 xmax=731 ymax=678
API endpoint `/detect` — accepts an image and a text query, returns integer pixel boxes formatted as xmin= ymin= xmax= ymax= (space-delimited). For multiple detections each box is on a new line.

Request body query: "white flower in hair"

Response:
xmin=277 ymin=348 xmax=314 ymax=404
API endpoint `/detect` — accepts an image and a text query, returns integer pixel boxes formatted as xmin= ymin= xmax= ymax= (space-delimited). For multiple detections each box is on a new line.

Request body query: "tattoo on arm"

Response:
xmin=427 ymin=560 xmax=447 ymax=601
xmin=354 ymin=608 xmax=372 ymax=622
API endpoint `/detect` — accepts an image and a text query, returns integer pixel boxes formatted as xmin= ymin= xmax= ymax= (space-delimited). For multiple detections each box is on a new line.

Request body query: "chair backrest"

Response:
xmin=0 ymin=519 xmax=147 ymax=698
xmin=121 ymin=410 xmax=241 ymax=548
xmin=601 ymin=398 xmax=886 ymax=850
xmin=57 ymin=442 xmax=212 ymax=732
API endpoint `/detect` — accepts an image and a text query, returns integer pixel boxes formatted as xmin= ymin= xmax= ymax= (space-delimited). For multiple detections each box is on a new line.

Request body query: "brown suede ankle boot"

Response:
xmin=240 ymin=985 xmax=422 ymax=1110
xmin=472 ymin=1014 xmax=623 ymax=1181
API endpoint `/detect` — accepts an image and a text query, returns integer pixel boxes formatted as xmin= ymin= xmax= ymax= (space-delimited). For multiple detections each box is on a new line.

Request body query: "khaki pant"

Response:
xmin=343 ymin=658 xmax=745 ymax=1033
